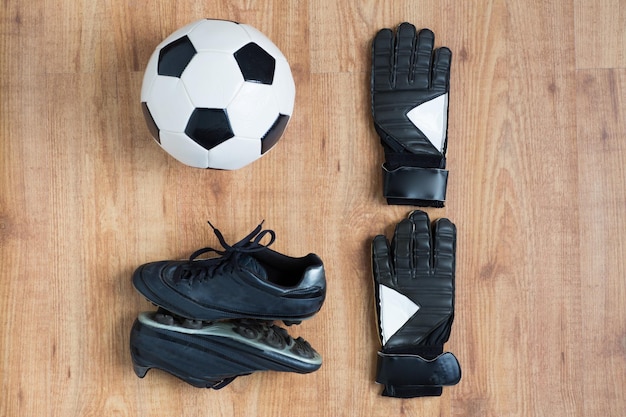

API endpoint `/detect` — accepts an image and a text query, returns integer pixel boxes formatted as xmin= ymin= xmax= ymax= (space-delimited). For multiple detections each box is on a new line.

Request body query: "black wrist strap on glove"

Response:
xmin=382 ymin=384 xmax=443 ymax=398
xmin=376 ymin=351 xmax=461 ymax=397
xmin=383 ymin=165 xmax=448 ymax=205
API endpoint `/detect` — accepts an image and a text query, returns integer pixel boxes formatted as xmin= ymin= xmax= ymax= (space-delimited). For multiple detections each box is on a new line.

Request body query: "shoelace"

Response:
xmin=175 ymin=221 xmax=276 ymax=284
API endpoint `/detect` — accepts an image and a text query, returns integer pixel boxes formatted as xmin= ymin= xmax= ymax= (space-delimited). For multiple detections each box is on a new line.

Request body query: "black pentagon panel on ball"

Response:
xmin=141 ymin=102 xmax=160 ymax=143
xmin=234 ymin=43 xmax=276 ymax=85
xmin=261 ymin=114 xmax=289 ymax=154
xmin=158 ymin=36 xmax=197 ymax=77
xmin=185 ymin=108 xmax=235 ymax=150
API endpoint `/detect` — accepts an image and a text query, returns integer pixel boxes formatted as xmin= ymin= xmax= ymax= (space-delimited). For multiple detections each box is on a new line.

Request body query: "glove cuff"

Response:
xmin=381 ymin=385 xmax=443 ymax=398
xmin=382 ymin=164 xmax=448 ymax=207
xmin=375 ymin=351 xmax=461 ymax=398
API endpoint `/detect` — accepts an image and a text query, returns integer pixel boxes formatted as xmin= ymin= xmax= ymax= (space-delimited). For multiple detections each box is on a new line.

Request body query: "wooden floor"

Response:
xmin=1 ymin=1 xmax=625 ymax=416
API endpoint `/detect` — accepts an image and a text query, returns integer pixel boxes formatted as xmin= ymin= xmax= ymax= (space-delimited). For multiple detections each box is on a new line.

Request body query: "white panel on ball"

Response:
xmin=207 ymin=137 xmax=261 ymax=170
xmin=227 ymin=83 xmax=279 ymax=139
xmin=272 ymin=59 xmax=296 ymax=116
xmin=188 ymin=20 xmax=251 ymax=53
xmin=140 ymin=51 xmax=159 ymax=102
xmin=146 ymin=77 xmax=195 ymax=132
xmin=159 ymin=131 xmax=210 ymax=168
xmin=181 ymin=52 xmax=244 ymax=108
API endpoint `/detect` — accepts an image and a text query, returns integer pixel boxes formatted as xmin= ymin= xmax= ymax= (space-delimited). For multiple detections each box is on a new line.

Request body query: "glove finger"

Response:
xmin=394 ymin=22 xmax=417 ymax=89
xmin=372 ymin=235 xmax=394 ymax=287
xmin=372 ymin=28 xmax=394 ymax=91
xmin=431 ymin=46 xmax=451 ymax=92
xmin=432 ymin=217 xmax=456 ymax=276
xmin=408 ymin=210 xmax=432 ymax=273
xmin=391 ymin=217 xmax=414 ymax=283
xmin=412 ymin=28 xmax=435 ymax=90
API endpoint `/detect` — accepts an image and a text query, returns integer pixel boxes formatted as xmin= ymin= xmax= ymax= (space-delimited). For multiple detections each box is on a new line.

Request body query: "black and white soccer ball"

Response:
xmin=141 ymin=19 xmax=295 ymax=170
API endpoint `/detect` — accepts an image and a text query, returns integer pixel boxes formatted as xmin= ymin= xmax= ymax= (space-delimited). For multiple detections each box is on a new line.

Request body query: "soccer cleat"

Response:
xmin=130 ymin=309 xmax=322 ymax=389
xmin=132 ymin=222 xmax=326 ymax=323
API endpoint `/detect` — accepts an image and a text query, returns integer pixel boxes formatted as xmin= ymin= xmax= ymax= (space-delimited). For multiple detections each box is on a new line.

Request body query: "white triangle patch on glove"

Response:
xmin=379 ymin=284 xmax=420 ymax=345
xmin=406 ymin=93 xmax=448 ymax=152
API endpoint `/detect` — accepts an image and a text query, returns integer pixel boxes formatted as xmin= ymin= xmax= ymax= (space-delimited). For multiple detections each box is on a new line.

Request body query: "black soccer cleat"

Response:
xmin=132 ymin=222 xmax=326 ymax=323
xmin=130 ymin=309 xmax=322 ymax=389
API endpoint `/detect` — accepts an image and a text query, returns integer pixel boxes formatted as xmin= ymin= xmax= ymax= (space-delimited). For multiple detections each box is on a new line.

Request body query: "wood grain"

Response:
xmin=576 ymin=68 xmax=626 ymax=416
xmin=575 ymin=0 xmax=626 ymax=69
xmin=1 ymin=0 xmax=625 ymax=416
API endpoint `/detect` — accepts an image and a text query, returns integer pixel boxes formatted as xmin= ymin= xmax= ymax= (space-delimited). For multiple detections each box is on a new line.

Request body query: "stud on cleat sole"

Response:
xmin=133 ymin=364 xmax=149 ymax=378
xmin=290 ymin=337 xmax=317 ymax=359
xmin=182 ymin=318 xmax=204 ymax=329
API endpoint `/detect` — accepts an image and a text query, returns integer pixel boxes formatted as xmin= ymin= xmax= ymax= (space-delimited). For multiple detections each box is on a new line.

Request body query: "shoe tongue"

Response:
xmin=239 ymin=254 xmax=268 ymax=280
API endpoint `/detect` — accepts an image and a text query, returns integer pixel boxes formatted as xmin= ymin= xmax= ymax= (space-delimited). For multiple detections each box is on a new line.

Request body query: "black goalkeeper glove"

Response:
xmin=372 ymin=211 xmax=461 ymax=397
xmin=371 ymin=23 xmax=452 ymax=207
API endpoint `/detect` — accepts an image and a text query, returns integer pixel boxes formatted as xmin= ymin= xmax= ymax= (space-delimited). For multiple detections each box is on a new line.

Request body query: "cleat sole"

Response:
xmin=130 ymin=311 xmax=321 ymax=389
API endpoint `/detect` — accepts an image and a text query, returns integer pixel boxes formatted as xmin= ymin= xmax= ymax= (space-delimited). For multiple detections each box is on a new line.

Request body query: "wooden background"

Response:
xmin=1 ymin=0 xmax=625 ymax=416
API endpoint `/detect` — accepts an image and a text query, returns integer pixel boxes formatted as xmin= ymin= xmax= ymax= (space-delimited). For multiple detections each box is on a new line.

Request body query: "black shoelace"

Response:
xmin=175 ymin=221 xmax=276 ymax=284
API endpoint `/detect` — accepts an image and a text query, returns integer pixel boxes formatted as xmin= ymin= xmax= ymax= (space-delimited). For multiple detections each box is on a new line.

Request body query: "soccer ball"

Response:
xmin=140 ymin=19 xmax=295 ymax=170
